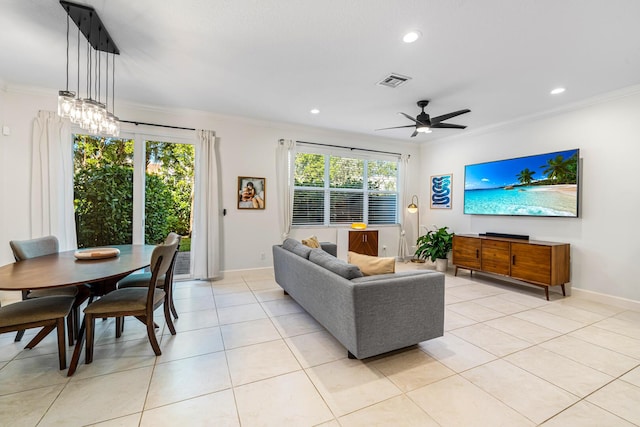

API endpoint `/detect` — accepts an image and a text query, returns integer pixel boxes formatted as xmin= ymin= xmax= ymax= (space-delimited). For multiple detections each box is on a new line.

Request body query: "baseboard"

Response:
xmin=571 ymin=287 xmax=640 ymax=311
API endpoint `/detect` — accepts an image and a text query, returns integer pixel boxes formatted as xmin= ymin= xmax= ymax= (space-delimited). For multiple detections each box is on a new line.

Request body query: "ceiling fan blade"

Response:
xmin=411 ymin=130 xmax=418 ymax=137
xmin=430 ymin=123 xmax=467 ymax=129
xmin=399 ymin=112 xmax=423 ymax=125
xmin=375 ymin=124 xmax=418 ymax=131
xmin=431 ymin=109 xmax=471 ymax=125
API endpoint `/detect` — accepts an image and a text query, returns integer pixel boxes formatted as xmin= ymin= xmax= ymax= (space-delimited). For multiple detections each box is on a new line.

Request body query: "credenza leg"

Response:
xmin=545 ymin=287 xmax=550 ymax=301
xmin=454 ymin=266 xmax=458 ymax=276
xmin=561 ymin=284 xmax=566 ymax=297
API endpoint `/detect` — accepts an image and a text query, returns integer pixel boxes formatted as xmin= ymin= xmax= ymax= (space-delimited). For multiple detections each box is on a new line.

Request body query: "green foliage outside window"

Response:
xmin=74 ymin=164 xmax=134 ymax=247
xmin=294 ymin=153 xmax=325 ymax=187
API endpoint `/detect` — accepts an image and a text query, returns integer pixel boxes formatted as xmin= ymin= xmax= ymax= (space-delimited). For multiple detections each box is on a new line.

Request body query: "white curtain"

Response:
xmin=31 ymin=111 xmax=77 ymax=251
xmin=192 ymin=130 xmax=221 ymax=280
xmin=276 ymin=139 xmax=296 ymax=241
xmin=397 ymin=154 xmax=410 ymax=260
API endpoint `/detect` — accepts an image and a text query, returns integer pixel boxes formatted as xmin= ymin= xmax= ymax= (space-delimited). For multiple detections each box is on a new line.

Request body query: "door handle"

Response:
xmin=476 ymin=249 xmax=479 ymax=258
xmin=512 ymin=255 xmax=516 ymax=265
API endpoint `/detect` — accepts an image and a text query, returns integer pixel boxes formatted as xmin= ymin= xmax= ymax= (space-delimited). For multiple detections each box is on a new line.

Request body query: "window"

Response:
xmin=292 ymin=150 xmax=399 ymax=226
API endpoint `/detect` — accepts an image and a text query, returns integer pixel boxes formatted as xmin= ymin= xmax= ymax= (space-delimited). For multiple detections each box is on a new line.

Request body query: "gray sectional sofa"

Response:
xmin=272 ymin=239 xmax=445 ymax=359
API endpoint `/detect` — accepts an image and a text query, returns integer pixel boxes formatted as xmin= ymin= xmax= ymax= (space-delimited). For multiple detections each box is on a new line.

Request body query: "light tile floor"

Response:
xmin=0 ymin=264 xmax=639 ymax=426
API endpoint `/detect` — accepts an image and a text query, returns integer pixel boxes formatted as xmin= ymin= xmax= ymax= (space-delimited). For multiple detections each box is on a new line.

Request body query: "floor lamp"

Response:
xmin=407 ymin=195 xmax=425 ymax=263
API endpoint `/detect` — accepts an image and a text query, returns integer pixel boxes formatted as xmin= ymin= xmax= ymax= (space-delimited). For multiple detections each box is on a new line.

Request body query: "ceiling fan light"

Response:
xmin=403 ymin=31 xmax=422 ymax=43
xmin=416 ymin=126 xmax=431 ymax=133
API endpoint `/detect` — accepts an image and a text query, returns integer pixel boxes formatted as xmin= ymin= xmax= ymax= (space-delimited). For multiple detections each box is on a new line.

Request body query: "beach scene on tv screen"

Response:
xmin=464 ymin=149 xmax=579 ymax=217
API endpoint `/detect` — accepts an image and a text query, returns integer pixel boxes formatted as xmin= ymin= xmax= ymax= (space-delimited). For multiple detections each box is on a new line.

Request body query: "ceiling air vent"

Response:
xmin=377 ymin=73 xmax=411 ymax=88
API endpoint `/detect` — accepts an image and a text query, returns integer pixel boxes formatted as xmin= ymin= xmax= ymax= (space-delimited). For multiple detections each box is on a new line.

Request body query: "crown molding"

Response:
xmin=424 ymin=83 xmax=640 ymax=145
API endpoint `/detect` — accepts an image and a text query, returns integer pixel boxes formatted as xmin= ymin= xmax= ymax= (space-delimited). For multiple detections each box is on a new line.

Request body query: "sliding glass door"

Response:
xmin=144 ymin=140 xmax=194 ymax=275
xmin=73 ymin=132 xmax=195 ymax=277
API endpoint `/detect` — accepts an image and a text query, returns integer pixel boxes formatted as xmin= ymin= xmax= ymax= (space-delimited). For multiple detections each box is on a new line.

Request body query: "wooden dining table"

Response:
xmin=0 ymin=244 xmax=156 ymax=376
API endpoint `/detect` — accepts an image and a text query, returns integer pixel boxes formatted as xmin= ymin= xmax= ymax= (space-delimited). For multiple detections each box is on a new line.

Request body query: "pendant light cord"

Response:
xmin=76 ymin=27 xmax=80 ymax=98
xmin=65 ymin=13 xmax=69 ymax=90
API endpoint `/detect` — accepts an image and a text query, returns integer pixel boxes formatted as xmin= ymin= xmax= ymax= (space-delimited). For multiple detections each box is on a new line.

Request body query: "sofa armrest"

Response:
xmin=320 ymin=242 xmax=337 ymax=257
xmin=351 ymin=271 xmax=445 ymax=358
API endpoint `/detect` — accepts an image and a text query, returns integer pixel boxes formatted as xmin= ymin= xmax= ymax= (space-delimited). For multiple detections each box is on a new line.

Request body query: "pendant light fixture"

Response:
xmin=57 ymin=11 xmax=76 ymax=119
xmin=58 ymin=1 xmax=120 ymax=137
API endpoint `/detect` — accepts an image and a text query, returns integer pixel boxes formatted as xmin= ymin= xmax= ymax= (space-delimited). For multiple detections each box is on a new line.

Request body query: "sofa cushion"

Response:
xmin=309 ymin=248 xmax=363 ymax=280
xmin=301 ymin=235 xmax=321 ymax=248
xmin=282 ymin=238 xmax=312 ymax=259
xmin=351 ymin=270 xmax=438 ymax=283
xmin=347 ymin=251 xmax=395 ymax=276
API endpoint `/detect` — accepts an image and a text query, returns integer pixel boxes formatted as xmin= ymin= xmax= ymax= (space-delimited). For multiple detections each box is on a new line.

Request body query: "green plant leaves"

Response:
xmin=414 ymin=226 xmax=454 ymax=262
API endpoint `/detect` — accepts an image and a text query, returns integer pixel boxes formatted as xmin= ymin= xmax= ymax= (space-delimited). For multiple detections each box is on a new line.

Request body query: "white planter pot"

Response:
xmin=435 ymin=258 xmax=448 ymax=272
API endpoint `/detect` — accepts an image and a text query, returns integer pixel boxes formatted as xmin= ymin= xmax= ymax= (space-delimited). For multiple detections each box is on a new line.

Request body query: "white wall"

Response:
xmin=0 ymin=87 xmax=7 ymax=263
xmin=0 ymin=87 xmax=420 ymax=272
xmin=419 ymin=89 xmax=640 ymax=302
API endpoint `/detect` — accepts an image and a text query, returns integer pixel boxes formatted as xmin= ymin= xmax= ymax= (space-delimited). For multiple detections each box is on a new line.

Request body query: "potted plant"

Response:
xmin=415 ymin=226 xmax=454 ymax=272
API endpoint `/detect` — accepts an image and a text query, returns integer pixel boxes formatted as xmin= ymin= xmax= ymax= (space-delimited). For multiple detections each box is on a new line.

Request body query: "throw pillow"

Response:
xmin=347 ymin=251 xmax=396 ymax=276
xmin=301 ymin=235 xmax=321 ymax=248
xmin=309 ymin=248 xmax=363 ymax=280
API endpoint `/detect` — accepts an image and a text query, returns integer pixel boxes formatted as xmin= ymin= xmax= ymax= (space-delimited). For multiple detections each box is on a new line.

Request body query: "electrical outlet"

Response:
xmin=260 ymin=252 xmax=266 ymax=260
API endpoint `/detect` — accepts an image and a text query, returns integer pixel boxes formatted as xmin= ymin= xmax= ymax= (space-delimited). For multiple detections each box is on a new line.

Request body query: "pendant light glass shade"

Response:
xmin=57 ymin=90 xmax=76 ymax=119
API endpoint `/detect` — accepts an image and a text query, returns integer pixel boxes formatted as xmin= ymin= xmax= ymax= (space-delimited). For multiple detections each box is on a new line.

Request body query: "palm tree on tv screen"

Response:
xmin=516 ymin=168 xmax=536 ymax=185
xmin=541 ymin=155 xmax=574 ymax=184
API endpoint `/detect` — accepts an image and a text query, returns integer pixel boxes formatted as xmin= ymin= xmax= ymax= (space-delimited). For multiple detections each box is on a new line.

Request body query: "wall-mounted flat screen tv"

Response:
xmin=463 ymin=148 xmax=579 ymax=217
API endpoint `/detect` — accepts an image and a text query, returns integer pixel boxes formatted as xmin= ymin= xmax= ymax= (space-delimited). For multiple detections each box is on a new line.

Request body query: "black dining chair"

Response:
xmin=0 ymin=296 xmax=75 ymax=369
xmin=9 ymin=235 xmax=82 ymax=346
xmin=83 ymin=239 xmax=179 ymax=364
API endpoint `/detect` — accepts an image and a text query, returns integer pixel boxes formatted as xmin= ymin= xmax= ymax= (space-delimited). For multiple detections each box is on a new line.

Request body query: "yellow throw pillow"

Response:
xmin=347 ymin=251 xmax=395 ymax=276
xmin=301 ymin=235 xmax=321 ymax=249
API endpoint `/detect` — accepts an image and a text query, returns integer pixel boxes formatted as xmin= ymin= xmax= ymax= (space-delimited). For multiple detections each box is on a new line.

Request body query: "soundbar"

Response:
xmin=485 ymin=232 xmax=529 ymax=240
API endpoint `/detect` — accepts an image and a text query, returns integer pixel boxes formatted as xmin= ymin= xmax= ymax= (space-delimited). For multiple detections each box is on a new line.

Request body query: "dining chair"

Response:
xmin=83 ymin=239 xmax=179 ymax=364
xmin=9 ymin=235 xmax=81 ymax=346
xmin=116 ymin=232 xmax=182 ymax=320
xmin=0 ymin=296 xmax=75 ymax=369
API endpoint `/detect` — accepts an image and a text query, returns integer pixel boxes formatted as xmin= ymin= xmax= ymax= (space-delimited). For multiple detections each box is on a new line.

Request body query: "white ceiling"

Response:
xmin=1 ymin=0 xmax=640 ymax=142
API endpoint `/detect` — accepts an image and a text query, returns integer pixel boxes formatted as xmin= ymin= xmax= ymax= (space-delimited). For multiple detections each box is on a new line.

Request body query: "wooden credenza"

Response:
xmin=348 ymin=230 xmax=378 ymax=256
xmin=452 ymin=234 xmax=570 ymax=300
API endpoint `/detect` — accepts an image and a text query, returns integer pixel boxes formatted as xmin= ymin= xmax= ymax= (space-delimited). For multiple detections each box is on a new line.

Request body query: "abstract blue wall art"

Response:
xmin=430 ymin=174 xmax=452 ymax=209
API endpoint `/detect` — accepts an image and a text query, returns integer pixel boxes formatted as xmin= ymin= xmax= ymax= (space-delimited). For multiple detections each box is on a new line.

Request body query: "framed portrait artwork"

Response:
xmin=430 ymin=174 xmax=452 ymax=209
xmin=238 ymin=177 xmax=266 ymax=209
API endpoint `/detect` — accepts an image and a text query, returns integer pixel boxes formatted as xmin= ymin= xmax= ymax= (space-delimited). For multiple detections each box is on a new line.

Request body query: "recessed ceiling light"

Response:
xmin=402 ymin=30 xmax=422 ymax=43
xmin=550 ymin=87 xmax=566 ymax=95
xmin=310 ymin=108 xmax=320 ymax=114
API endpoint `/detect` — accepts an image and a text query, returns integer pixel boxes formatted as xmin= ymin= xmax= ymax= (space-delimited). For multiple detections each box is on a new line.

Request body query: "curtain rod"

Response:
xmin=120 ymin=120 xmax=196 ymax=131
xmin=295 ymin=140 xmax=403 ymax=157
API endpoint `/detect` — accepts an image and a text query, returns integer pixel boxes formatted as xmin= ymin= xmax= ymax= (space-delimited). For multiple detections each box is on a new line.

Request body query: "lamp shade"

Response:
xmin=407 ymin=195 xmax=419 ymax=213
